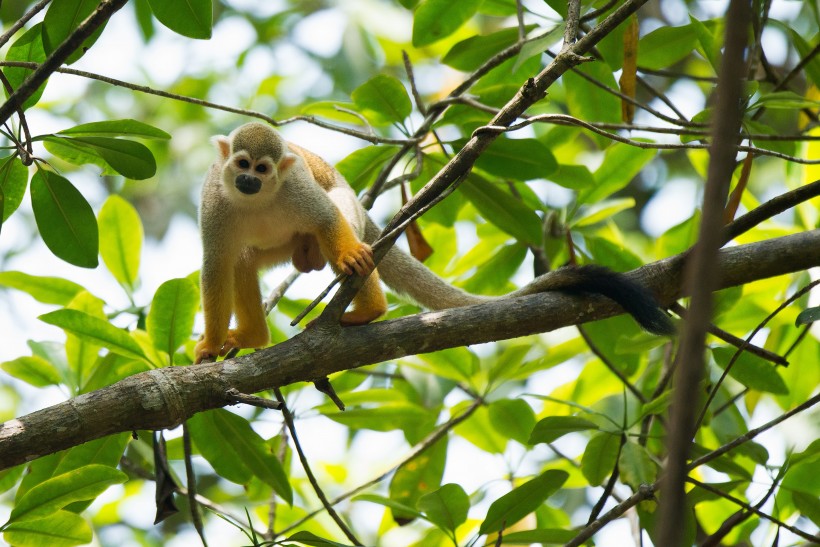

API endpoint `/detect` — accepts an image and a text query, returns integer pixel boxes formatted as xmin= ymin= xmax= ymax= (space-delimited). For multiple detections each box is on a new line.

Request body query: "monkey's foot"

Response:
xmin=336 ymin=242 xmax=375 ymax=276
xmin=340 ymin=309 xmax=384 ymax=326
xmin=223 ymin=329 xmax=270 ymax=353
xmin=194 ymin=338 xmax=221 ymax=364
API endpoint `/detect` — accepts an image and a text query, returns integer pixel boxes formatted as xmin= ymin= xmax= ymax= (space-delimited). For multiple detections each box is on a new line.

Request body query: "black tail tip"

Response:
xmin=636 ymin=307 xmax=677 ymax=336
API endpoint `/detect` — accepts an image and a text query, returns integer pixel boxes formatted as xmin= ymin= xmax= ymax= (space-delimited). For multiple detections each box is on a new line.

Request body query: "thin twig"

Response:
xmin=276 ymin=398 xmax=482 ymax=537
xmin=273 ymin=389 xmax=361 ymax=545
xmin=566 ymin=484 xmax=656 ymax=547
xmin=182 ymin=423 xmax=208 ymax=547
xmin=578 ymin=326 xmax=646 ymax=403
xmin=225 ymin=388 xmax=283 ymax=410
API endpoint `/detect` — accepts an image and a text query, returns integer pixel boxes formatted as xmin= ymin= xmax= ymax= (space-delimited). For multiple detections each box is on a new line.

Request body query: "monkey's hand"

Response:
xmin=336 ymin=241 xmax=375 ymax=276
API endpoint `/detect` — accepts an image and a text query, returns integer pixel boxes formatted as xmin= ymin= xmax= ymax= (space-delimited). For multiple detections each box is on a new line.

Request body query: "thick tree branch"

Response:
xmin=1 ymin=230 xmax=819 ymax=470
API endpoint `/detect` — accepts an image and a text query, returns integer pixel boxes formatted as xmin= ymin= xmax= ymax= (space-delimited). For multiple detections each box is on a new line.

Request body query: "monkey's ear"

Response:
xmin=212 ymin=136 xmax=231 ymax=160
xmin=278 ymin=153 xmax=297 ymax=176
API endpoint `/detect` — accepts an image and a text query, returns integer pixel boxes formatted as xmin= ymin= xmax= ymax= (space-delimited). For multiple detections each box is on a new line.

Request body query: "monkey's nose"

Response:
xmin=235 ymin=174 xmax=261 ymax=194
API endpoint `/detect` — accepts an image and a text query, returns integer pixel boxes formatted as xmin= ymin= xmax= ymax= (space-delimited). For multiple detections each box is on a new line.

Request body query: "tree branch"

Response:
xmin=1 ymin=230 xmax=819 ymax=470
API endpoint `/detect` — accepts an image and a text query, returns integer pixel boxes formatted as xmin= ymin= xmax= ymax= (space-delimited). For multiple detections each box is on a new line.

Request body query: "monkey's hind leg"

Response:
xmin=224 ymin=256 xmax=271 ymax=353
xmin=340 ymin=271 xmax=388 ymax=326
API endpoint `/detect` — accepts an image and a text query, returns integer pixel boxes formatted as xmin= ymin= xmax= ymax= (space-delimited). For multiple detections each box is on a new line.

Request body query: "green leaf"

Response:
xmin=581 ymin=433 xmax=621 ymax=486
xmin=65 ymin=291 xmax=105 ymax=392
xmin=1 ymin=356 xmax=62 ymax=387
xmin=42 ymin=0 xmax=103 ymax=64
xmin=98 ymin=195 xmax=143 ymax=290
xmin=353 ymin=494 xmax=425 ymax=522
xmin=3 ymin=510 xmax=92 ymax=547
xmin=690 ymin=16 xmax=721 ymax=73
xmin=458 ymin=176 xmax=542 ymax=245
xmin=546 ymin=164 xmax=595 ymax=191
xmin=412 ymin=0 xmax=481 ymax=47
xmin=389 ymin=437 xmax=447 ymax=523
xmin=618 ymin=441 xmax=656 ymax=490
xmin=443 ymin=26 xmax=529 ymax=71
xmin=712 ymin=347 xmax=788 ymax=395
xmin=793 ymin=491 xmax=820 ymax=527
xmin=147 ymin=278 xmax=199 ymax=359
xmin=488 ymin=398 xmax=537 ymax=445
xmin=336 ymin=145 xmax=400 ymax=192
xmin=478 ymin=470 xmax=569 ymax=535
xmin=58 ymin=119 xmax=171 ymax=140
xmin=453 ymin=403 xmax=508 ymax=454
xmin=579 ymin=144 xmax=656 ymax=205
xmin=571 ymin=198 xmax=636 ymax=228
xmin=475 ymin=138 xmax=557 ymax=181
xmin=3 ymin=25 xmax=47 ymax=110
xmin=147 ymin=0 xmax=212 ymax=39
xmin=0 ymin=155 xmax=28 ymax=223
xmin=796 ymin=306 xmax=820 ymax=326
xmin=418 ymin=483 xmax=470 ymax=534
xmin=351 ymin=74 xmax=412 ymax=125
xmin=284 ymin=531 xmax=355 ymax=547
xmin=9 ymin=465 xmax=127 ymax=523
xmin=748 ymin=91 xmax=820 ymax=111
xmin=189 ymin=409 xmax=292 ymax=504
xmin=563 ymin=59 xmax=620 ymax=143
xmin=43 ymin=136 xmax=157 ymax=179
xmin=637 ymin=25 xmax=697 ymax=70
xmin=30 ymin=170 xmax=99 ymax=268
xmin=324 ymin=404 xmax=436 ymax=444
xmin=497 ymin=528 xmax=577 ymax=544
xmin=39 ymin=309 xmax=146 ymax=361
xmin=0 ymin=271 xmax=83 ymax=305
xmin=461 ymin=243 xmax=527 ymax=294
xmin=528 ymin=416 xmax=599 ymax=445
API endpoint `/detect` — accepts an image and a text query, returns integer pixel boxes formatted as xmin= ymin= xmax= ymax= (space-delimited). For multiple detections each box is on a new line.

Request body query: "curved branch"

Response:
xmin=1 ymin=230 xmax=819 ymax=470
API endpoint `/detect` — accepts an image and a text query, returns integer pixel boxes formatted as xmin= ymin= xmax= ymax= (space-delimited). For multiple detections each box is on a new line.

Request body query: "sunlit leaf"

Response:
xmin=418 ymin=483 xmax=470 ymax=534
xmin=796 ymin=306 xmax=820 ymax=326
xmin=146 ymin=277 xmax=199 ymax=360
xmin=478 ymin=470 xmax=569 ymax=535
xmin=9 ymin=465 xmax=126 ymax=523
xmin=580 ymin=144 xmax=656 ymax=205
xmin=42 ymin=0 xmax=104 ymax=64
xmin=488 ymin=398 xmax=536 ymax=445
xmin=3 ymin=25 xmax=47 ymax=110
xmin=42 ymin=136 xmax=156 ymax=179
xmin=712 ymin=347 xmax=788 ymax=395
xmin=474 ymin=138 xmax=558 ymax=181
xmin=637 ymin=24 xmax=697 ymax=70
xmin=39 ymin=309 xmax=145 ymax=361
xmin=581 ymin=432 xmax=621 ymax=486
xmin=30 ymin=170 xmax=98 ymax=268
xmin=98 ymin=195 xmax=143 ymax=290
xmin=444 ymin=26 xmax=534 ymax=71
xmin=412 ymin=0 xmax=480 ymax=47
xmin=528 ymin=416 xmax=599 ymax=445
xmin=618 ymin=441 xmax=656 ymax=490
xmin=1 ymin=356 xmax=62 ymax=388
xmin=351 ymin=74 xmax=411 ymax=125
xmin=147 ymin=0 xmax=212 ymax=39
xmin=389 ymin=437 xmax=447 ymax=523
xmin=459 ymin=176 xmax=542 ymax=245
xmin=0 ymin=271 xmax=83 ymax=305
xmin=0 ymin=155 xmax=28 ymax=223
xmin=284 ymin=531 xmax=355 ymax=547
xmin=498 ymin=528 xmax=577 ymax=544
xmin=336 ymin=145 xmax=400 ymax=192
xmin=3 ymin=510 xmax=92 ymax=547
xmin=58 ymin=119 xmax=171 ymax=139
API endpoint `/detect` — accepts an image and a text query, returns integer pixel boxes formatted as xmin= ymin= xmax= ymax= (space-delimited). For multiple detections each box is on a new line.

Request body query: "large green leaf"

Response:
xmin=418 ymin=483 xmax=470 ymax=535
xmin=474 ymin=138 xmax=557 ymax=181
xmin=581 ymin=432 xmax=621 ymax=486
xmin=712 ymin=347 xmax=788 ymax=395
xmin=64 ymin=291 xmax=105 ymax=394
xmin=528 ymin=416 xmax=599 ymax=445
xmin=453 ymin=403 xmax=507 ymax=454
xmin=98 ymin=196 xmax=143 ymax=290
xmin=412 ymin=0 xmax=481 ymax=47
xmin=618 ymin=441 xmax=657 ymax=490
xmin=1 ymin=356 xmax=62 ymax=388
xmin=352 ymin=494 xmax=425 ymax=522
xmin=458 ymin=176 xmax=542 ymax=245
xmin=0 ymin=155 xmax=28 ymax=223
xmin=637 ymin=25 xmax=697 ymax=70
xmin=478 ymin=470 xmax=569 ymax=535
xmin=147 ymin=0 xmax=212 ymax=39
xmin=324 ymin=403 xmax=437 ymax=443
xmin=389 ymin=437 xmax=447 ymax=523
xmin=42 ymin=136 xmax=157 ymax=179
xmin=39 ymin=309 xmax=146 ymax=361
xmin=3 ymin=510 xmax=92 ymax=547
xmin=9 ymin=465 xmax=126 ymax=523
xmin=498 ymin=528 xmax=577 ymax=544
xmin=579 ymin=144 xmax=656 ymax=205
xmin=3 ymin=24 xmax=47 ymax=110
xmin=443 ymin=26 xmax=528 ymax=71
xmin=563 ymin=59 xmax=620 ymax=143
xmin=58 ymin=119 xmax=171 ymax=140
xmin=188 ymin=409 xmax=292 ymax=504
xmin=42 ymin=0 xmax=104 ymax=64
xmin=336 ymin=145 xmax=400 ymax=192
xmin=30 ymin=170 xmax=99 ymax=268
xmin=351 ymin=75 xmax=412 ymax=126
xmin=0 ymin=271 xmax=83 ymax=305
xmin=488 ymin=398 xmax=536 ymax=445
xmin=146 ymin=277 xmax=199 ymax=359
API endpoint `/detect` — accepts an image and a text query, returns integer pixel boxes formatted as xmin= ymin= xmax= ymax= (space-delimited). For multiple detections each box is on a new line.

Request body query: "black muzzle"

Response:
xmin=235 ymin=174 xmax=261 ymax=194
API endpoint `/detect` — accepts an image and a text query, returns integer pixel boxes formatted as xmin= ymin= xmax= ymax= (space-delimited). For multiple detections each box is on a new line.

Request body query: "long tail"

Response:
xmin=365 ymin=218 xmax=674 ymax=335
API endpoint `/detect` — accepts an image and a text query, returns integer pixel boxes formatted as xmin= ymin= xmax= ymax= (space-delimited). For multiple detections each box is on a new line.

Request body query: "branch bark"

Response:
xmin=1 ymin=230 xmax=819 ymax=470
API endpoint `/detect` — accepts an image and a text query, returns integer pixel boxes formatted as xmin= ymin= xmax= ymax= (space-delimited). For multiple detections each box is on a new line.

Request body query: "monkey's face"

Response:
xmin=222 ymin=151 xmax=278 ymax=203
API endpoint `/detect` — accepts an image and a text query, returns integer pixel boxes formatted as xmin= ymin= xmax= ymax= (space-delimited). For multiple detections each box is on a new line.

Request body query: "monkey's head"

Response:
xmin=213 ymin=122 xmax=296 ymax=204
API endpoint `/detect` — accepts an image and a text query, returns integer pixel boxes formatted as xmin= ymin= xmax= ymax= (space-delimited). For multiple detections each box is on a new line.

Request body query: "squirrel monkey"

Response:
xmin=195 ymin=122 xmax=673 ymax=363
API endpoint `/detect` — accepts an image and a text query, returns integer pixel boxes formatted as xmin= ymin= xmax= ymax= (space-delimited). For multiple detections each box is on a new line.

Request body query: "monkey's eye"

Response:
xmin=255 ymin=164 xmax=268 ymax=174
xmin=237 ymin=159 xmax=250 ymax=169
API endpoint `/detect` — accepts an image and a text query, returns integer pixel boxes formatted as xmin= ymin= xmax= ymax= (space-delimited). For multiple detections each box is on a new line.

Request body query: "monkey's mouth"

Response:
xmin=235 ymin=174 xmax=261 ymax=194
